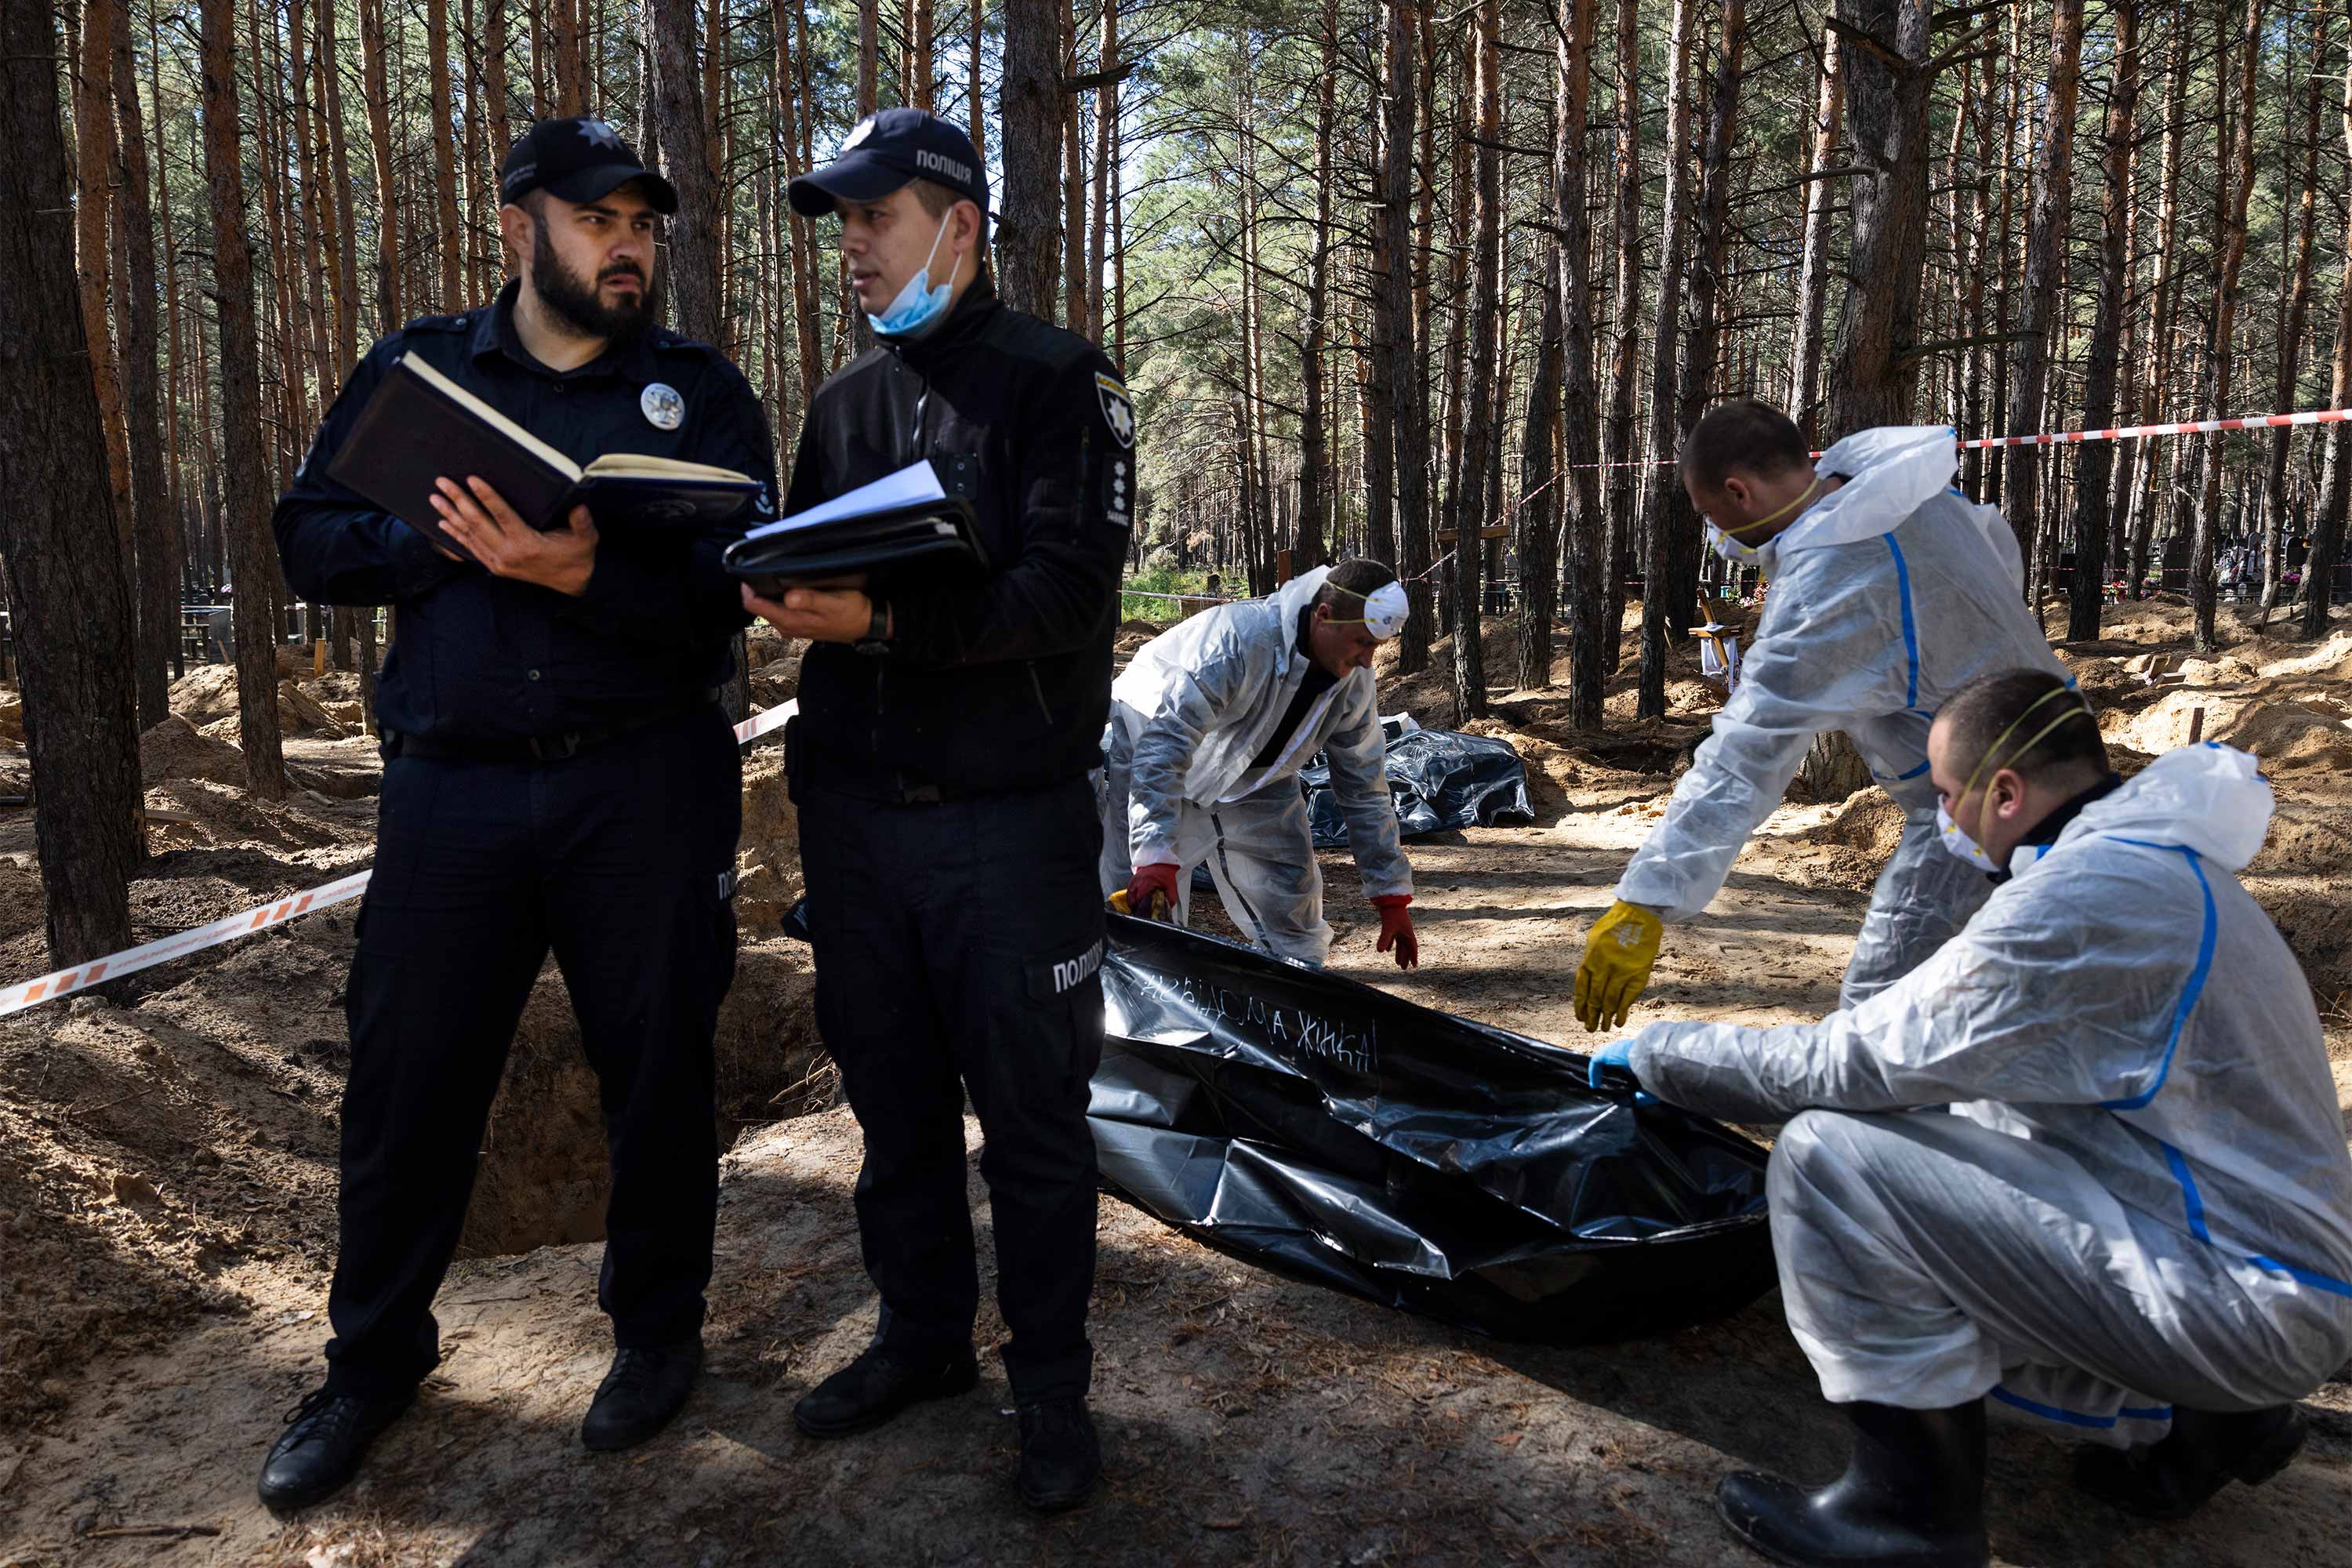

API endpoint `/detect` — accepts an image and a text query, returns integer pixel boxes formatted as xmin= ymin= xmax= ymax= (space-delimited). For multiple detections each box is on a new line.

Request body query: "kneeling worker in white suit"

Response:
xmin=1591 ymin=667 xmax=2352 ymax=1568
xmin=1102 ymin=558 xmax=1418 ymax=968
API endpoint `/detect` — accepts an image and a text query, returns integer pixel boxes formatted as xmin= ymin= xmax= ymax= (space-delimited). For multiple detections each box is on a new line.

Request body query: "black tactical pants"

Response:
xmin=323 ymin=706 xmax=741 ymax=1398
xmin=797 ymin=776 xmax=1106 ymax=1403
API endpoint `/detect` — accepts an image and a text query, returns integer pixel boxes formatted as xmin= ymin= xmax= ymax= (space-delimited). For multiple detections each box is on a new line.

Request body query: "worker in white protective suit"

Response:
xmin=1101 ymin=557 xmax=1418 ymax=968
xmin=1588 ymin=667 xmax=2352 ymax=1568
xmin=1573 ymin=401 xmax=2066 ymax=1032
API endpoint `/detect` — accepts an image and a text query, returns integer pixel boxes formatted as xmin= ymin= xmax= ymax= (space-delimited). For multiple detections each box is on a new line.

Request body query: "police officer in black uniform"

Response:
xmin=749 ymin=108 xmax=1130 ymax=1511
xmin=257 ymin=116 xmax=774 ymax=1509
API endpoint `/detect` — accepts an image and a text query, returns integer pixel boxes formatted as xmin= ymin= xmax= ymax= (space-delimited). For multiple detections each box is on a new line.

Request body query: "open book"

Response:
xmin=325 ymin=352 xmax=764 ymax=561
xmin=723 ymin=459 xmax=986 ymax=589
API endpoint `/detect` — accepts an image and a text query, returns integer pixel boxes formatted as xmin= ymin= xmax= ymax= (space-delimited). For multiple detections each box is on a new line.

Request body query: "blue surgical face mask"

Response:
xmin=866 ymin=208 xmax=957 ymax=339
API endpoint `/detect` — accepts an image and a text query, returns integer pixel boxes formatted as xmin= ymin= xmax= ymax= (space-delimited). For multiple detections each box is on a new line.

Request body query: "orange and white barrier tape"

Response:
xmin=0 ymin=699 xmax=797 ymax=1019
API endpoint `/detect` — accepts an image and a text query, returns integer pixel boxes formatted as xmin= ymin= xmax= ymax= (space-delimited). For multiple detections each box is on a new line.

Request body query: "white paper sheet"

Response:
xmin=742 ymin=459 xmax=946 ymax=539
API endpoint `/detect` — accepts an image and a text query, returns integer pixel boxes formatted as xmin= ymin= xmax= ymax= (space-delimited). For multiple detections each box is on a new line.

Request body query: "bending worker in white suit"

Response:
xmin=1574 ymin=400 xmax=2064 ymax=1031
xmin=1101 ymin=557 xmax=1419 ymax=969
xmin=1590 ymin=668 xmax=2352 ymax=1568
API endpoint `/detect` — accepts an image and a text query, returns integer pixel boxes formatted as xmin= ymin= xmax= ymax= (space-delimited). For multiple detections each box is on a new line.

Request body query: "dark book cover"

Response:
xmin=325 ymin=353 xmax=760 ymax=561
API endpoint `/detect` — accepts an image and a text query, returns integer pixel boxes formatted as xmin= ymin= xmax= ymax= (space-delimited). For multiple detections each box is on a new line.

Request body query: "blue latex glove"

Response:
xmin=1587 ymin=1038 xmax=1655 ymax=1105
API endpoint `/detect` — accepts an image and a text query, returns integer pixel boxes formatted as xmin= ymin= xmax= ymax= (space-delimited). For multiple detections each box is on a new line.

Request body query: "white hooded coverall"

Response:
xmin=1100 ymin=567 xmax=1412 ymax=964
xmin=1627 ymin=745 xmax=2352 ymax=1445
xmin=1618 ymin=427 xmax=2069 ymax=1007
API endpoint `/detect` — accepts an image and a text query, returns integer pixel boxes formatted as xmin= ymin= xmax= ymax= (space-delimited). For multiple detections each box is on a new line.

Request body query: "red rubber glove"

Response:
xmin=1373 ymin=895 xmax=1418 ymax=969
xmin=1125 ymin=862 xmax=1181 ymax=921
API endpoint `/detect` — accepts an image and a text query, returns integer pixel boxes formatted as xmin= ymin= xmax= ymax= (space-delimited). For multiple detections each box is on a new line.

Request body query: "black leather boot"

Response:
xmin=1716 ymin=1400 xmax=1989 ymax=1568
xmin=2074 ymin=1403 xmax=2307 ymax=1519
xmin=1016 ymin=1397 xmax=1101 ymax=1512
xmin=256 ymin=1386 xmax=415 ymax=1511
xmin=581 ymin=1340 xmax=703 ymax=1452
xmin=792 ymin=1345 xmax=979 ymax=1439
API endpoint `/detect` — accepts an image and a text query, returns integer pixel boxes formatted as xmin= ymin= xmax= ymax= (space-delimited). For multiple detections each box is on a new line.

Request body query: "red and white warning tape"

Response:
xmin=1958 ymin=406 xmax=2352 ymax=449
xmin=0 ymin=699 xmax=797 ymax=1019
xmin=1562 ymin=404 xmax=2352 ymax=470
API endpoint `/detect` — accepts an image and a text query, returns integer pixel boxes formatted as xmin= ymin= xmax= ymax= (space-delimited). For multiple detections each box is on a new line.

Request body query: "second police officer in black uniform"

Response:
xmin=748 ymin=108 xmax=1131 ymax=1511
xmin=259 ymin=116 xmax=775 ymax=1508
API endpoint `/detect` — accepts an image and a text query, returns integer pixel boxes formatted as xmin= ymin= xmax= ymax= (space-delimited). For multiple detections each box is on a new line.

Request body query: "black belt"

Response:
xmin=383 ymin=691 xmax=721 ymax=764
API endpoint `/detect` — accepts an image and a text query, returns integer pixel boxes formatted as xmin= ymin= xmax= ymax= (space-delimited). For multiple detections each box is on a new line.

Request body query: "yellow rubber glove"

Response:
xmin=1574 ymin=900 xmax=1664 ymax=1032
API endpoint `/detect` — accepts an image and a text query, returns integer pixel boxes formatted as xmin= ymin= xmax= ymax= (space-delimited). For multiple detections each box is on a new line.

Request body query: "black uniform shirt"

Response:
xmin=273 ymin=278 xmax=775 ymax=745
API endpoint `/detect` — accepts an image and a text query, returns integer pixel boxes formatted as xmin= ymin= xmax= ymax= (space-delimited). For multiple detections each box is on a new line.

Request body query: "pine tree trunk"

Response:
xmin=2001 ymin=0 xmax=2084 ymax=572
xmin=2067 ymin=0 xmax=2138 ymax=641
xmin=74 ymin=0 xmax=136 ymax=582
xmin=1635 ymin=0 xmax=1695 ymax=719
xmin=2129 ymin=16 xmax=2188 ymax=593
xmin=1665 ymin=0 xmax=1745 ymax=626
xmin=2 ymin=0 xmax=143 ymax=962
xmin=647 ymin=0 xmax=724 ymax=343
xmin=200 ymin=0 xmax=286 ymax=799
xmin=112 ymin=8 xmax=174 ymax=731
xmin=1556 ymin=0 xmax=1606 ymax=727
xmin=2262 ymin=0 xmax=2326 ymax=624
xmin=2304 ymin=22 xmax=2352 ymax=637
xmin=1825 ymin=0 xmax=1933 ymax=433
xmin=1060 ymin=0 xmax=1086 ymax=332
xmin=1788 ymin=31 xmax=1843 ymax=445
xmin=359 ymin=0 xmax=401 ymax=334
xmin=1601 ymin=0 xmax=1641 ymax=675
xmin=1447 ymin=0 xmax=1501 ymax=721
xmin=996 ymin=0 xmax=1062 ymax=316
xmin=1294 ymin=0 xmax=1338 ymax=572
xmin=2191 ymin=0 xmax=2265 ymax=652
xmin=428 ymin=0 xmax=463 ymax=310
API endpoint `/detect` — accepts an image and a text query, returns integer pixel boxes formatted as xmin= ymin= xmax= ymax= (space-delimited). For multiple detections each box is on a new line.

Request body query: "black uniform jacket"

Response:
xmin=784 ymin=276 xmax=1134 ymax=801
xmin=273 ymin=278 xmax=773 ymax=746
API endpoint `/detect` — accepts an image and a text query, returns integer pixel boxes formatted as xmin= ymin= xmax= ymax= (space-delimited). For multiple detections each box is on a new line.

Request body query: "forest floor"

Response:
xmin=2 ymin=600 xmax=2350 ymax=1567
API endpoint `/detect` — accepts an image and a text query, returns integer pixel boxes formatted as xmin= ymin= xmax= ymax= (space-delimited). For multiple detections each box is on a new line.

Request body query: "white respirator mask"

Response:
xmin=1328 ymin=579 xmax=1410 ymax=639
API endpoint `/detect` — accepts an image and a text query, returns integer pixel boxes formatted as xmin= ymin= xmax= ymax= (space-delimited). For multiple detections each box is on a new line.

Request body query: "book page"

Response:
xmin=583 ymin=453 xmax=752 ymax=481
xmin=399 ymin=354 xmax=583 ymax=481
xmin=742 ymin=459 xmax=945 ymax=539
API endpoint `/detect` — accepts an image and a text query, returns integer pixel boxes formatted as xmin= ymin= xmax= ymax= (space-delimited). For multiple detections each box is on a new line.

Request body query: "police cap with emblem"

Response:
xmin=500 ymin=115 xmax=679 ymax=214
xmin=788 ymin=107 xmax=989 ymax=219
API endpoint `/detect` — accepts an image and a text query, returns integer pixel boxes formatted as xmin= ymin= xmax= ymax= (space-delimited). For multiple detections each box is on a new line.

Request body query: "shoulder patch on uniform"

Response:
xmin=1095 ymin=372 xmax=1134 ymax=448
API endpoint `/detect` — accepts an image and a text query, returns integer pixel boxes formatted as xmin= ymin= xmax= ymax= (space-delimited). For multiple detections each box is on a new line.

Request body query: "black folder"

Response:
xmin=722 ymin=456 xmax=989 ymax=589
xmin=325 ymin=352 xmax=762 ymax=561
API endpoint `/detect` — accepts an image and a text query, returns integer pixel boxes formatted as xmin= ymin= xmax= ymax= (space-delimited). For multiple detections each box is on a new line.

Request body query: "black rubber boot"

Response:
xmin=2074 ymin=1404 xmax=2306 ymax=1520
xmin=792 ymin=1345 xmax=979 ymax=1439
xmin=580 ymin=1340 xmax=703 ymax=1452
xmin=1716 ymin=1400 xmax=1989 ymax=1568
xmin=256 ymin=1387 xmax=415 ymax=1512
xmin=1015 ymin=1397 xmax=1102 ymax=1512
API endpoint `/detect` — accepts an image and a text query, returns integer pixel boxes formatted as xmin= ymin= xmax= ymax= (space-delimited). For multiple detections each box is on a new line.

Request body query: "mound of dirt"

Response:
xmin=732 ymin=753 xmax=803 ymax=937
xmin=0 ymin=692 xmax=21 ymax=743
xmin=1799 ymin=787 xmax=1907 ymax=858
xmin=140 ymin=715 xmax=247 ymax=788
xmin=169 ymin=663 xmax=243 ymax=724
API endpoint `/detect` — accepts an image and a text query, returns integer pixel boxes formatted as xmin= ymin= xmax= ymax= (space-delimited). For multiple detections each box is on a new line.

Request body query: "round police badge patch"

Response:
xmin=641 ymin=383 xmax=685 ymax=430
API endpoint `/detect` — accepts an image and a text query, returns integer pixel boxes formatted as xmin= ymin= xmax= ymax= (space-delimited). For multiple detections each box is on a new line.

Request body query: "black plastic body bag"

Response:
xmin=1093 ymin=913 xmax=1777 ymax=1343
xmin=1301 ymin=724 xmax=1535 ymax=848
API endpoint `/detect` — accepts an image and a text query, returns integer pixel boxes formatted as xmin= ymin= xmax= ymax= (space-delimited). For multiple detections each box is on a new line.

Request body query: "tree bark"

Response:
xmin=2309 ymin=21 xmax=2352 ymax=638
xmin=1446 ymin=0 xmax=1501 ymax=721
xmin=1788 ymin=32 xmax=1843 ymax=445
xmin=1601 ymin=0 xmax=1641 ymax=674
xmin=1665 ymin=0 xmax=1745 ymax=626
xmin=1635 ymin=0 xmax=1695 ymax=719
xmin=359 ymin=0 xmax=401 ymax=334
xmin=2001 ymin=0 xmax=2083 ymax=574
xmin=1294 ymin=0 xmax=1338 ymax=572
xmin=1387 ymin=0 xmax=1432 ymax=672
xmin=2064 ymin=0 xmax=2138 ymax=641
xmin=74 ymin=0 xmax=135 ymax=577
xmin=2190 ymin=0 xmax=2264 ymax=652
xmin=2 ymin=0 xmax=143 ymax=963
xmin=1824 ymin=0 xmax=1933 ymax=433
xmin=428 ymin=0 xmax=464 ymax=310
xmin=2128 ymin=13 xmax=2188 ymax=593
xmin=2262 ymin=0 xmax=2327 ymax=623
xmin=111 ymin=12 xmax=175 ymax=730
xmin=1061 ymin=0 xmax=1087 ymax=332
xmin=646 ymin=0 xmax=724 ymax=343
xmin=997 ymin=0 xmax=1062 ymax=315
xmin=200 ymin=0 xmax=287 ymax=799
xmin=1551 ymin=0 xmax=1605 ymax=725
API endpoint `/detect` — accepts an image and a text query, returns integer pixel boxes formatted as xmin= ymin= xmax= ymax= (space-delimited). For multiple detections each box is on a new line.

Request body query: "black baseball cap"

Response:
xmin=788 ymin=108 xmax=988 ymax=219
xmin=499 ymin=115 xmax=678 ymax=214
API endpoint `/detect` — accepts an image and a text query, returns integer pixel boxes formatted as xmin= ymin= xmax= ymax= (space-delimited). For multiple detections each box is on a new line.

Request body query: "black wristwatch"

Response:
xmin=853 ymin=598 xmax=892 ymax=658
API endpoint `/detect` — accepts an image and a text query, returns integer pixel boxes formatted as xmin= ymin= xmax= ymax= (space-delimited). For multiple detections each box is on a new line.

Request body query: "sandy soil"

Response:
xmin=2 ymin=604 xmax=2348 ymax=1566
